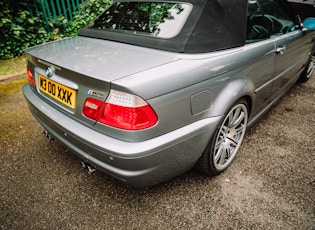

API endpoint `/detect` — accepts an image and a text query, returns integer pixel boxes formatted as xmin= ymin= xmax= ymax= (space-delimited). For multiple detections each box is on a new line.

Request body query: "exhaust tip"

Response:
xmin=80 ymin=160 xmax=96 ymax=174
xmin=43 ymin=130 xmax=54 ymax=141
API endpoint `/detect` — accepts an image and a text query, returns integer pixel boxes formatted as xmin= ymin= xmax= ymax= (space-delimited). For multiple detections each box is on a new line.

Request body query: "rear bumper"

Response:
xmin=23 ymin=84 xmax=221 ymax=187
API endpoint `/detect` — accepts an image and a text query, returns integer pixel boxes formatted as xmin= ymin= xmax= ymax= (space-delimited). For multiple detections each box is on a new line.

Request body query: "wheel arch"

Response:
xmin=210 ymin=78 xmax=254 ymax=117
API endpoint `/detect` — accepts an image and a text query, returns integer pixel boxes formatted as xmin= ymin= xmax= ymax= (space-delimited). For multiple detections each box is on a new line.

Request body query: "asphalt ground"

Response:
xmin=0 ymin=73 xmax=314 ymax=229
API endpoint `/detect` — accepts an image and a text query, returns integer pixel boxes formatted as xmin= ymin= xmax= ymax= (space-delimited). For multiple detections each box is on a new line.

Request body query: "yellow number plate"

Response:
xmin=38 ymin=75 xmax=76 ymax=109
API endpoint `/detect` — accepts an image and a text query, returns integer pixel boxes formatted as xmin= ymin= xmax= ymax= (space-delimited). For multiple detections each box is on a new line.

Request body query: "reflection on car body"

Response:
xmin=23 ymin=0 xmax=315 ymax=187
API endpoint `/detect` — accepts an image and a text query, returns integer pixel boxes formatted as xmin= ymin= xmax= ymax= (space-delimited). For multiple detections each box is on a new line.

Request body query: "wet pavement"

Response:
xmin=0 ymin=75 xmax=314 ymax=229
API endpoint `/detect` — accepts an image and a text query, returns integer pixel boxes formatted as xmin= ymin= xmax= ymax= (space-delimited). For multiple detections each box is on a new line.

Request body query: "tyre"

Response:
xmin=197 ymin=99 xmax=249 ymax=176
xmin=299 ymin=57 xmax=314 ymax=82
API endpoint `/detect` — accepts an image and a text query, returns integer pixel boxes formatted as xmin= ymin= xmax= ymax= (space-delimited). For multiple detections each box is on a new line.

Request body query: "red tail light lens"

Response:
xmin=83 ymin=90 xmax=158 ymax=130
xmin=83 ymin=98 xmax=103 ymax=121
xmin=27 ymin=66 xmax=35 ymax=86
xmin=99 ymin=103 xmax=157 ymax=130
xmin=99 ymin=90 xmax=157 ymax=130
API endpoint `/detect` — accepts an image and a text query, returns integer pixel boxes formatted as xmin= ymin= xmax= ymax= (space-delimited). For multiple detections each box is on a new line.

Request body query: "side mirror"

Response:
xmin=303 ymin=17 xmax=315 ymax=30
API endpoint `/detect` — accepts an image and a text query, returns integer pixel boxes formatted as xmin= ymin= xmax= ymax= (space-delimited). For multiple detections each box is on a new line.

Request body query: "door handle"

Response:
xmin=276 ymin=46 xmax=286 ymax=55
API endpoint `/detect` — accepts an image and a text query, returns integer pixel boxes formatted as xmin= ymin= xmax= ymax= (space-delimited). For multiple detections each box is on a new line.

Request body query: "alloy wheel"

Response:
xmin=213 ymin=103 xmax=248 ymax=171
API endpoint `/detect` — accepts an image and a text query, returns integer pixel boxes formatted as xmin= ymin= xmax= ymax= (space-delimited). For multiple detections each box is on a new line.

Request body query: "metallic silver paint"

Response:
xmin=23 ymin=85 xmax=221 ymax=187
xmin=22 ymin=11 xmax=315 ymax=187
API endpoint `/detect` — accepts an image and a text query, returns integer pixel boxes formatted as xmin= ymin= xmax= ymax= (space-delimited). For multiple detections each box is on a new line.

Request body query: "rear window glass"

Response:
xmin=88 ymin=2 xmax=192 ymax=38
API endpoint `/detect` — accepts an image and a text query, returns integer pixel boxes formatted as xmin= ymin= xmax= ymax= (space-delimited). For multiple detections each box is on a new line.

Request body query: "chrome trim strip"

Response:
xmin=255 ymin=78 xmax=273 ymax=93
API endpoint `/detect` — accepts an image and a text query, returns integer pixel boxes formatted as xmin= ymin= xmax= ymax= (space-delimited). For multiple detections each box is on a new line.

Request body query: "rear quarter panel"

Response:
xmin=109 ymin=42 xmax=277 ymax=142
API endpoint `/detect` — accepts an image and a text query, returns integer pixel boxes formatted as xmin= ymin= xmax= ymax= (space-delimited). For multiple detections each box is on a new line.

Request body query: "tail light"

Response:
xmin=27 ymin=66 xmax=35 ymax=86
xmin=83 ymin=98 xmax=104 ymax=120
xmin=83 ymin=90 xmax=158 ymax=130
xmin=99 ymin=90 xmax=158 ymax=130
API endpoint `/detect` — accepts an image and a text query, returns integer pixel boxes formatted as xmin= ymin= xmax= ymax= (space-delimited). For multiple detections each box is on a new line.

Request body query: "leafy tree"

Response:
xmin=0 ymin=0 xmax=112 ymax=60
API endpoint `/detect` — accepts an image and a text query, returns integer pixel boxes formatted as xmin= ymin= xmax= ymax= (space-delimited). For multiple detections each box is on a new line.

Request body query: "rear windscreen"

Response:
xmin=88 ymin=2 xmax=192 ymax=39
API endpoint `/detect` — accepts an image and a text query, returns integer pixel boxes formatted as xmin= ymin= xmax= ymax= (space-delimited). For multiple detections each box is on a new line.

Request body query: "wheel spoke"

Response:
xmin=233 ymin=111 xmax=245 ymax=127
xmin=215 ymin=138 xmax=224 ymax=149
xmin=214 ymin=145 xmax=224 ymax=163
xmin=219 ymin=147 xmax=227 ymax=165
xmin=226 ymin=146 xmax=232 ymax=160
xmin=220 ymin=125 xmax=229 ymax=135
xmin=233 ymin=107 xmax=241 ymax=120
xmin=227 ymin=136 xmax=239 ymax=147
xmin=235 ymin=124 xmax=245 ymax=134
xmin=230 ymin=107 xmax=240 ymax=126
xmin=227 ymin=107 xmax=244 ymax=127
xmin=228 ymin=112 xmax=235 ymax=127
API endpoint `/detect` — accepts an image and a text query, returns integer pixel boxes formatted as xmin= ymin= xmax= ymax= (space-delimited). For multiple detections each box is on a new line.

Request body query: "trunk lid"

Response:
xmin=25 ymin=36 xmax=178 ymax=125
xmin=25 ymin=36 xmax=178 ymax=81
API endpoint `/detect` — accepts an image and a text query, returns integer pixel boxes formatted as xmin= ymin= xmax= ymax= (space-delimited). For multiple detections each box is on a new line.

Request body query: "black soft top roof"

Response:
xmin=79 ymin=0 xmax=248 ymax=53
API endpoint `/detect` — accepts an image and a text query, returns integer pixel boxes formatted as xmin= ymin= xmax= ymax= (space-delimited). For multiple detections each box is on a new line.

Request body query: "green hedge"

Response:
xmin=0 ymin=0 xmax=112 ymax=60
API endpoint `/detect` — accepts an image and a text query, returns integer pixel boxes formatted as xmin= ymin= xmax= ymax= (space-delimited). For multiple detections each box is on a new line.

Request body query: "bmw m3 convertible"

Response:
xmin=23 ymin=0 xmax=315 ymax=187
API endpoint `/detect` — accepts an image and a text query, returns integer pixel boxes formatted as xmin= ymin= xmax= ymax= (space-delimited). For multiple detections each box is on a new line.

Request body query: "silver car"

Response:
xmin=23 ymin=0 xmax=315 ymax=187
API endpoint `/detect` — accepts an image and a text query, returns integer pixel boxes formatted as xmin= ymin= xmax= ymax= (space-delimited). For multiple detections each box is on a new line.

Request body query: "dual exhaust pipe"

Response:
xmin=43 ymin=130 xmax=54 ymax=141
xmin=80 ymin=160 xmax=96 ymax=174
xmin=43 ymin=130 xmax=96 ymax=174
